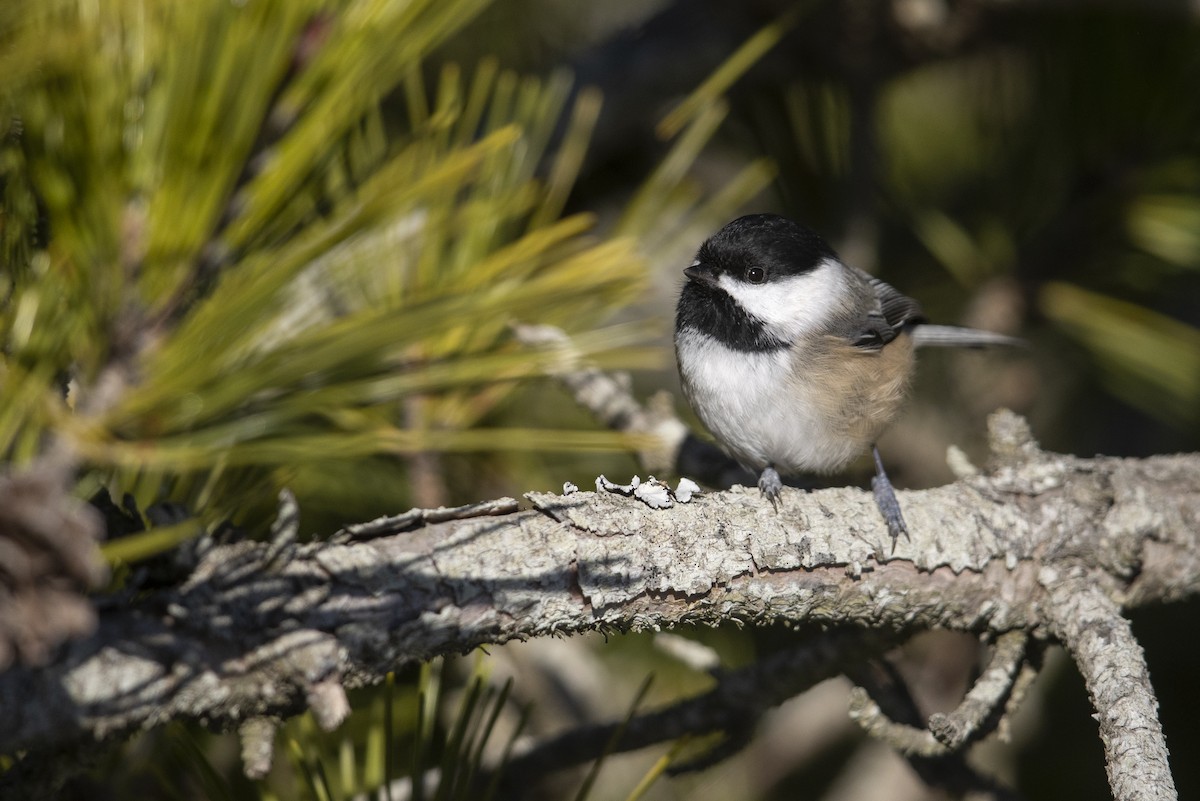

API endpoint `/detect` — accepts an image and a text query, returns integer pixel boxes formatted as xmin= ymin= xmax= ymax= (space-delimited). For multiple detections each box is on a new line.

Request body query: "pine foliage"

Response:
xmin=0 ymin=0 xmax=770 ymax=548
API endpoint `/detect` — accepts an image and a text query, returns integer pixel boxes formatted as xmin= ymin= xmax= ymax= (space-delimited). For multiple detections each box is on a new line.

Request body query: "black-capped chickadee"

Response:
xmin=674 ymin=213 xmax=1021 ymax=547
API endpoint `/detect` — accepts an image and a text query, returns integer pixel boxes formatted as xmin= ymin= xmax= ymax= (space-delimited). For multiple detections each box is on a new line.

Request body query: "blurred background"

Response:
xmin=2 ymin=0 xmax=1199 ymax=799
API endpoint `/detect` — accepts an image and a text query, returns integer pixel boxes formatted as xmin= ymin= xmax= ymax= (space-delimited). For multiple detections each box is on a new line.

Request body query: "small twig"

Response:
xmin=653 ymin=632 xmax=721 ymax=674
xmin=513 ymin=323 xmax=690 ymax=476
xmin=239 ymin=717 xmax=279 ymax=780
xmin=847 ymin=658 xmax=946 ymax=757
xmin=848 ymin=660 xmax=1027 ymax=800
xmin=497 ymin=628 xmax=900 ymax=792
xmin=996 ymin=639 xmax=1045 ymax=743
xmin=261 ymin=489 xmax=300 ymax=570
xmin=927 ymin=630 xmax=1030 ymax=750
xmin=331 ymin=497 xmax=521 ymax=542
xmin=848 ymin=630 xmax=1030 ymax=758
xmin=845 ymin=631 xmax=1038 ymax=800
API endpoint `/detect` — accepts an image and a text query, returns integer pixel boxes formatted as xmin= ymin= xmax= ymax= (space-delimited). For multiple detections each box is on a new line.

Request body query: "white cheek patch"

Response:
xmin=716 ymin=258 xmax=845 ymax=343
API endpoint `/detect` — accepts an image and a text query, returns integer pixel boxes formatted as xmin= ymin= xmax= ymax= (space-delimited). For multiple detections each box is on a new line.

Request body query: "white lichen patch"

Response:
xmin=674 ymin=477 xmax=701 ymax=503
xmin=633 ymin=478 xmax=673 ymax=509
xmin=593 ymin=475 xmax=702 ymax=509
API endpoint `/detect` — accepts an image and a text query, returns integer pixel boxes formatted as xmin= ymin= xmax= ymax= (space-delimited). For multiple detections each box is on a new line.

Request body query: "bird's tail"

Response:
xmin=911 ymin=324 xmax=1025 ymax=349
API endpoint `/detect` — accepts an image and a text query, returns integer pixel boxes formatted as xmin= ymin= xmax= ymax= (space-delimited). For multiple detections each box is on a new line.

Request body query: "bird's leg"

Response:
xmin=758 ymin=465 xmax=783 ymax=510
xmin=870 ymin=445 xmax=908 ymax=551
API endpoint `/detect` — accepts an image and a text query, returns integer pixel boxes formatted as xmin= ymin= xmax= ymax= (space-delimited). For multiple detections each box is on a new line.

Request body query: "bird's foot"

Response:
xmin=871 ymin=445 xmax=909 ymax=552
xmin=758 ymin=466 xmax=783 ymax=511
xmin=871 ymin=464 xmax=909 ymax=553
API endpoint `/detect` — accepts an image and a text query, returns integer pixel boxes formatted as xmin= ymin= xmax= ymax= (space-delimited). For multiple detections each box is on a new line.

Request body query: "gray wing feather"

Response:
xmin=868 ymin=276 xmax=926 ymax=331
xmin=853 ymin=269 xmax=1022 ymax=350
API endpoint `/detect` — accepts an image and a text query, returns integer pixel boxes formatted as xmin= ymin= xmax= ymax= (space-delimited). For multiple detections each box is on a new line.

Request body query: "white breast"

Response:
xmin=675 ymin=329 xmax=864 ymax=474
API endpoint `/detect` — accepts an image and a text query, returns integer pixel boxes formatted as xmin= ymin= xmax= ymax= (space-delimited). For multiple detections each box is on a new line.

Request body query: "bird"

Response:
xmin=673 ymin=213 xmax=1021 ymax=548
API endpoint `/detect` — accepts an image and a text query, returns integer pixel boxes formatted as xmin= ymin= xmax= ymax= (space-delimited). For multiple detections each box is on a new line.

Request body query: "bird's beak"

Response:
xmin=684 ymin=263 xmax=720 ymax=288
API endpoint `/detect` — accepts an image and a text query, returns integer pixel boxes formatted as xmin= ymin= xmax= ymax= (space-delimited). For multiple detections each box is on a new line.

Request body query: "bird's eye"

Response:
xmin=746 ymin=266 xmax=766 ymax=284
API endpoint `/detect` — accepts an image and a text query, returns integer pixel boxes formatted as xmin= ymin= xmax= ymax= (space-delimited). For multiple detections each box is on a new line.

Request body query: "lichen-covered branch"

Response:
xmin=1043 ymin=574 xmax=1176 ymax=801
xmin=1 ymin=413 xmax=1198 ymax=801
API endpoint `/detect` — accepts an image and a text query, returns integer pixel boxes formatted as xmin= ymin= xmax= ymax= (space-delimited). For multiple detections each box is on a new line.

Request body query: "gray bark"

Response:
xmin=1 ymin=412 xmax=1196 ymax=801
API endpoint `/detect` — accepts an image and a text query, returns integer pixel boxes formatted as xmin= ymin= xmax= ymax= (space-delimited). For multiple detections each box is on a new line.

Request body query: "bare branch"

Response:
xmin=499 ymin=628 xmax=901 ymax=791
xmin=847 ymin=631 xmax=1032 ymax=757
xmin=0 ymin=412 xmax=1197 ymax=801
xmin=847 ymin=660 xmax=1028 ymax=801
xmin=514 ymin=323 xmax=690 ymax=475
xmin=1043 ymin=574 xmax=1176 ymax=801
xmin=927 ymin=630 xmax=1030 ymax=750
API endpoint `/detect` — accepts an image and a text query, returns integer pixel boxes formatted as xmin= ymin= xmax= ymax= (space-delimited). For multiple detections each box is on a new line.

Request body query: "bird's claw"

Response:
xmin=871 ymin=473 xmax=909 ymax=553
xmin=758 ymin=466 xmax=783 ymax=511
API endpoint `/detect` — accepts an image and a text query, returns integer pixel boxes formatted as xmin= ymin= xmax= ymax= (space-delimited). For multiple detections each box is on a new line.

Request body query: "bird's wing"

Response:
xmin=849 ymin=269 xmax=1023 ymax=350
xmin=868 ymin=275 xmax=926 ymax=331
xmin=865 ymin=273 xmax=1025 ymax=349
xmin=844 ymin=270 xmax=926 ymax=351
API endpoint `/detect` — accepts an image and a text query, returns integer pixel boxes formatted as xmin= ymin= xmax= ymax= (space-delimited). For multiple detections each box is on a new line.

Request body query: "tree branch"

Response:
xmin=1 ymin=412 xmax=1198 ymax=801
xmin=499 ymin=627 xmax=902 ymax=791
xmin=848 ymin=630 xmax=1031 ymax=758
xmin=1043 ymin=574 xmax=1176 ymax=801
xmin=847 ymin=659 xmax=1028 ymax=801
